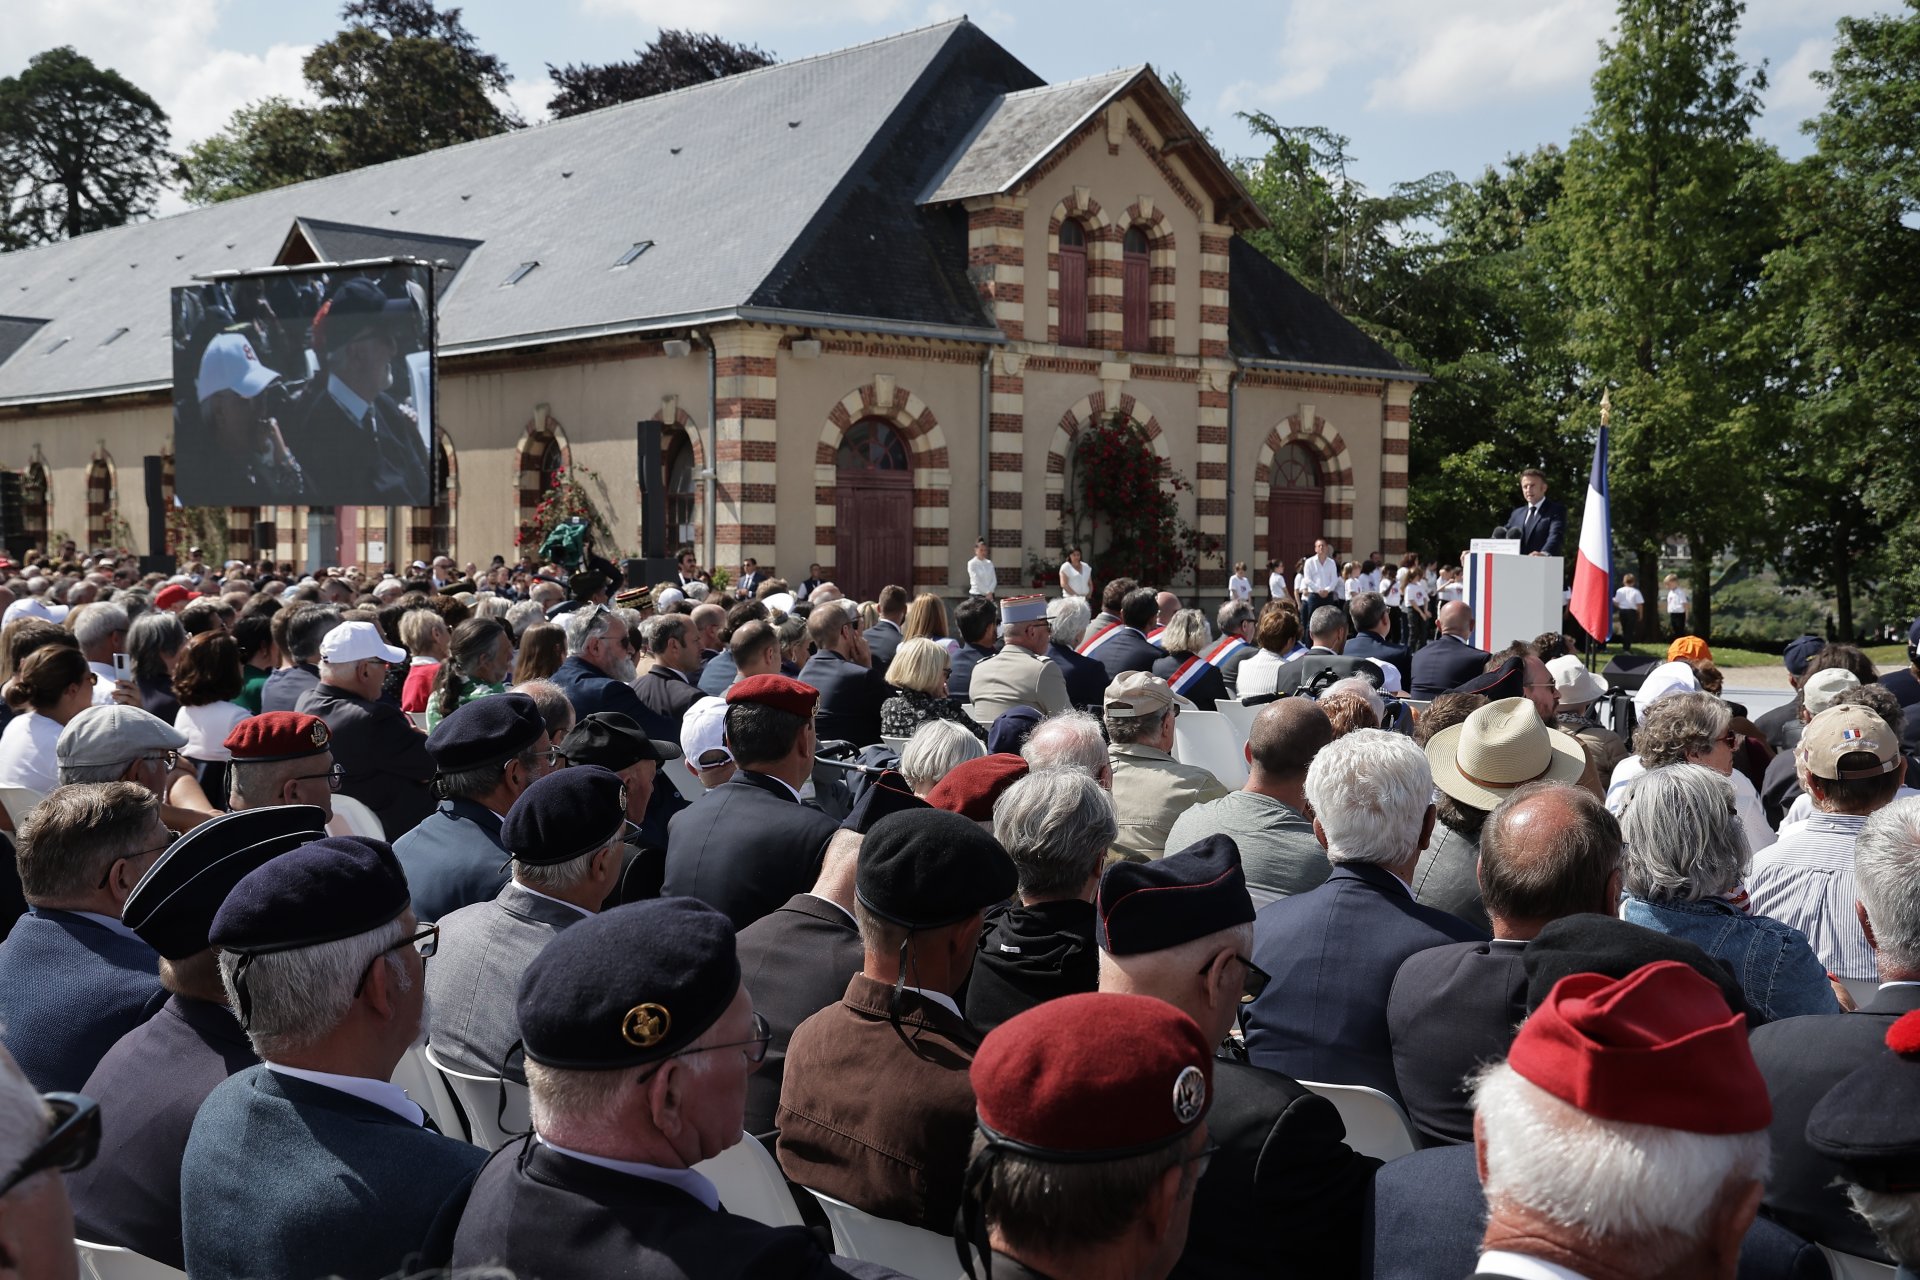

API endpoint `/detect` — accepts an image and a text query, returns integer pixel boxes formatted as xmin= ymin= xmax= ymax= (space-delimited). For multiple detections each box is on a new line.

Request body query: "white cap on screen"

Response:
xmin=196 ymin=333 xmax=280 ymax=403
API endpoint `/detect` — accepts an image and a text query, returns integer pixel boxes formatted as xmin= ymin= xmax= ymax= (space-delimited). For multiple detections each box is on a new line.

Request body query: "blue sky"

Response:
xmin=0 ymin=0 xmax=1891 ymax=207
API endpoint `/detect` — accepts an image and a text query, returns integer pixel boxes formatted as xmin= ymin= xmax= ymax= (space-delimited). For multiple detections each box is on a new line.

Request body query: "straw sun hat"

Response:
xmin=1424 ymin=697 xmax=1588 ymax=812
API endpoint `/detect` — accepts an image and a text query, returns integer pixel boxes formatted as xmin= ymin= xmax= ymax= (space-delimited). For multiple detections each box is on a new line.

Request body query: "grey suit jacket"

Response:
xmin=426 ymin=880 xmax=588 ymax=1079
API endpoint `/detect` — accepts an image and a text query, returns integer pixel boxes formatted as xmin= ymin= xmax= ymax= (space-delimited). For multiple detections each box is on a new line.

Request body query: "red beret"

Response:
xmin=926 ymin=753 xmax=1028 ymax=822
xmin=225 ymin=712 xmax=332 ymax=763
xmin=972 ymin=992 xmax=1212 ymax=1158
xmin=154 ymin=584 xmax=197 ymax=610
xmin=1508 ymin=960 xmax=1771 ymax=1134
xmin=725 ymin=674 xmax=818 ymax=718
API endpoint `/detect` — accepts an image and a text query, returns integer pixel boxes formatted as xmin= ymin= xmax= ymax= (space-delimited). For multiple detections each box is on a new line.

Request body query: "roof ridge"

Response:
xmin=997 ymin=64 xmax=1144 ymax=100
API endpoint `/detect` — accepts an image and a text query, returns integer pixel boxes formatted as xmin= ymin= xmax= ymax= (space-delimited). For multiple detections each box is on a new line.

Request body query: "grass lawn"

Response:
xmin=1696 ymin=642 xmax=1905 ymax=669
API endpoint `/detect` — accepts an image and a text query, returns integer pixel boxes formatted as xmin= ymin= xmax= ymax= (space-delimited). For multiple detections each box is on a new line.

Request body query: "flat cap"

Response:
xmin=123 ymin=806 xmax=329 ymax=959
xmin=726 ymin=673 xmax=818 ymax=719
xmin=926 ymin=753 xmax=1029 ymax=823
xmin=426 ymin=692 xmax=546 ymax=773
xmin=225 ymin=711 xmax=330 ymax=763
xmin=211 ymin=835 xmax=410 ymax=955
xmin=518 ymin=897 xmax=740 ymax=1070
xmin=841 ymin=769 xmax=928 ymax=835
xmin=57 ymin=705 xmax=187 ymax=770
xmin=504 ymin=766 xmax=636 ymax=866
xmin=1806 ymin=1010 xmax=1920 ymax=1191
xmin=1098 ymin=835 xmax=1255 ymax=956
xmin=1522 ymin=912 xmax=1749 ymax=1023
xmin=559 ymin=712 xmax=682 ymax=771
xmin=972 ymin=993 xmax=1212 ymax=1160
xmin=856 ymin=808 xmax=1016 ymax=929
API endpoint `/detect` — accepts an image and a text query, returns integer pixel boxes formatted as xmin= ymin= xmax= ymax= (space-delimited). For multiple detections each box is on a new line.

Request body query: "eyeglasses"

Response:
xmin=0 ymin=1093 xmax=100 ymax=1198
xmin=1201 ymin=952 xmax=1272 ymax=1005
xmin=1183 ymin=1139 xmax=1220 ymax=1181
xmin=290 ymin=763 xmax=347 ymax=792
xmin=353 ymin=925 xmax=440 ymax=997
xmin=642 ymin=1012 xmax=772 ymax=1076
xmin=100 ymin=829 xmax=178 ymax=889
xmin=139 ymin=750 xmax=180 ymax=772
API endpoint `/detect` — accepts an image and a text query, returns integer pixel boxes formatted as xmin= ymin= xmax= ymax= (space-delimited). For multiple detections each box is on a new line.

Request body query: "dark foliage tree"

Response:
xmin=546 ymin=29 xmax=775 ymax=119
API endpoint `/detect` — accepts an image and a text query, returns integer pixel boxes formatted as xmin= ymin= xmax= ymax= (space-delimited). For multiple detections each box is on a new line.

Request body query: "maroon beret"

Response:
xmin=725 ymin=673 xmax=818 ymax=718
xmin=225 ymin=712 xmax=331 ymax=763
xmin=926 ymin=753 xmax=1029 ymax=822
xmin=154 ymin=584 xmax=197 ymax=610
xmin=972 ymin=992 xmax=1213 ymax=1159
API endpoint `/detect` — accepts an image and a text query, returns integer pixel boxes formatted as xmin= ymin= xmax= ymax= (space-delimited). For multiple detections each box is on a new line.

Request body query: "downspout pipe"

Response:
xmin=704 ymin=334 xmax=718 ymax=575
xmin=978 ymin=348 xmax=992 ymax=555
xmin=1226 ymin=369 xmax=1239 ymax=595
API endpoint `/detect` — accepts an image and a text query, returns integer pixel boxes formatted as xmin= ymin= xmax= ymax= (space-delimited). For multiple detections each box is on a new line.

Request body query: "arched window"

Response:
xmin=1122 ymin=226 xmax=1150 ymax=352
xmin=533 ymin=435 xmax=564 ymax=493
xmin=834 ymin=418 xmax=913 ymax=600
xmin=665 ymin=432 xmax=697 ymax=550
xmin=1058 ymin=218 xmax=1088 ymax=348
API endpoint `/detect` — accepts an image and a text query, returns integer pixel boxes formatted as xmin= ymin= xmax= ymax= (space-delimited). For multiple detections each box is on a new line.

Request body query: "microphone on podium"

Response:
xmin=1491 ymin=525 xmax=1513 ymax=541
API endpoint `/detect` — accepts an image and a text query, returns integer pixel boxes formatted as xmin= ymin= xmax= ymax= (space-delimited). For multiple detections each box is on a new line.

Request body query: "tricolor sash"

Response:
xmin=1166 ymin=654 xmax=1212 ymax=696
xmin=1201 ymin=634 xmax=1248 ymax=667
xmin=1077 ymin=620 xmax=1124 ymax=657
xmin=1146 ymin=626 xmax=1167 ymax=650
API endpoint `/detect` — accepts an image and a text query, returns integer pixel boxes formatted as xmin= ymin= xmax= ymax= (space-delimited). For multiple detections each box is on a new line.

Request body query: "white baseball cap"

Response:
xmin=680 ymin=695 xmax=733 ymax=773
xmin=319 ymin=620 xmax=405 ymax=665
xmin=195 ymin=333 xmax=279 ymax=403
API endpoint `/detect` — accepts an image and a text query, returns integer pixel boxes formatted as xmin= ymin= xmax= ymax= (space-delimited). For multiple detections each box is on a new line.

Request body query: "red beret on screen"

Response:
xmin=972 ymin=992 xmax=1212 ymax=1158
xmin=225 ymin=712 xmax=332 ymax=763
xmin=1508 ymin=960 xmax=1771 ymax=1134
xmin=926 ymin=753 xmax=1029 ymax=822
xmin=154 ymin=584 xmax=197 ymax=610
xmin=724 ymin=674 xmax=818 ymax=718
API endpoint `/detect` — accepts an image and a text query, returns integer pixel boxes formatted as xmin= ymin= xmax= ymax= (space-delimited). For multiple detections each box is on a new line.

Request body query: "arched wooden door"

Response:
xmin=1266 ymin=443 xmax=1323 ymax=569
xmin=835 ymin=418 xmax=913 ymax=602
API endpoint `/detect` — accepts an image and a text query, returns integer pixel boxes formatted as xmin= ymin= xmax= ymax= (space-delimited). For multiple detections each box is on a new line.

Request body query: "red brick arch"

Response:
xmin=1252 ymin=415 xmax=1356 ymax=558
xmin=1043 ymin=390 xmax=1169 ymax=553
xmin=813 ymin=382 xmax=951 ymax=587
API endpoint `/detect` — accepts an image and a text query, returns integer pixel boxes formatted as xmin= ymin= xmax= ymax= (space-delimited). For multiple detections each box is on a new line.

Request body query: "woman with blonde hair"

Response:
xmin=399 ymin=608 xmax=450 ymax=714
xmin=1149 ymin=609 xmax=1226 ymax=710
xmin=903 ymin=593 xmax=960 ymax=658
xmin=881 ymin=636 xmax=986 ymax=742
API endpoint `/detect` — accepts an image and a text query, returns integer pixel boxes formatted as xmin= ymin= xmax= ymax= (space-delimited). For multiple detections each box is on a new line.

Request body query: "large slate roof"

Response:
xmin=1228 ymin=236 xmax=1418 ymax=377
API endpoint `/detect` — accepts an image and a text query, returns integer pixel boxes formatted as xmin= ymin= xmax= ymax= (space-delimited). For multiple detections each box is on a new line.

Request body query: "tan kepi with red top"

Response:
xmin=1423 ymin=696 xmax=1589 ymax=811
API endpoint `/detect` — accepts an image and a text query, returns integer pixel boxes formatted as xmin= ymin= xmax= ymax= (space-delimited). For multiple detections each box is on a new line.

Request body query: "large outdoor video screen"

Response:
xmin=171 ymin=262 xmax=436 ymax=508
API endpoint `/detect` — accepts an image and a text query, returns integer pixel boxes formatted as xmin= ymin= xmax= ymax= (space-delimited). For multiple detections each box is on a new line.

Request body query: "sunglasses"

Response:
xmin=1201 ymin=953 xmax=1272 ymax=1004
xmin=0 ymin=1093 xmax=100 ymax=1197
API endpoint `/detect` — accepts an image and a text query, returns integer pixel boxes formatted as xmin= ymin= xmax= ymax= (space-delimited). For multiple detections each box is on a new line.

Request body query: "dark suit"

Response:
xmin=1048 ymin=640 xmax=1110 ymax=709
xmin=290 ymin=382 xmax=432 ymax=507
xmin=698 ymin=648 xmax=738 ymax=697
xmin=1243 ymin=863 xmax=1487 ymax=1102
xmin=259 ymin=662 xmax=320 ymax=714
xmin=181 ymin=1066 xmax=487 ymax=1280
xmin=735 ymin=893 xmax=865 ymax=1136
xmin=1750 ymin=983 xmax=1920 ymax=1261
xmin=948 ymin=642 xmax=995 ymax=701
xmin=662 ymin=771 xmax=840 ymax=930
xmin=297 ymin=682 xmax=435 ymax=839
xmin=549 ymin=655 xmax=689 ymax=846
xmin=965 ymin=898 xmax=1098 ymax=1032
xmin=1217 ymin=643 xmax=1255 ymax=699
xmin=1369 ymin=1143 xmax=1831 ymax=1280
xmin=428 ymin=880 xmax=586 ymax=1080
xmin=863 ymin=620 xmax=904 ymax=669
xmin=1151 ymin=651 xmax=1229 ymax=711
xmin=392 ymin=798 xmax=509 ymax=925
xmin=1506 ymin=498 xmax=1567 ymax=556
xmin=1410 ymin=635 xmax=1493 ymax=700
xmin=450 ymin=1138 xmax=896 ymax=1279
xmin=633 ymin=666 xmax=704 ymax=731
xmin=801 ymin=648 xmax=891 ymax=747
xmin=0 ymin=908 xmax=164 ymax=1091
xmin=1172 ymin=1058 xmax=1380 ymax=1280
xmin=67 ymin=995 xmax=255 ymax=1268
xmin=1342 ymin=631 xmax=1413 ymax=687
xmin=1386 ymin=939 xmax=1528 ymax=1145
xmin=1094 ymin=627 xmax=1162 ymax=682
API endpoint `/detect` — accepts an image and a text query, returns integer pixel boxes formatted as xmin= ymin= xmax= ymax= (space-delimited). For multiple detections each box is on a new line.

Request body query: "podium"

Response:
xmin=1463 ymin=548 xmax=1562 ymax=652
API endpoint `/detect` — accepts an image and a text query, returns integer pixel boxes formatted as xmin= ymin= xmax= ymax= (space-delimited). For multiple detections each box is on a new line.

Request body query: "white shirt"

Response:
xmin=1782 ymin=785 xmax=1920 ymax=829
xmin=1301 ymin=555 xmax=1341 ymax=594
xmin=87 ymin=661 xmax=118 ymax=705
xmin=0 ymin=711 xmax=62 ymax=794
xmin=326 ymin=372 xmax=375 ymax=428
xmin=538 ymin=1138 xmax=720 ymax=1210
xmin=1403 ymin=581 xmax=1430 ymax=612
xmin=1438 ymin=579 xmax=1464 ymax=604
xmin=70 ymin=909 xmax=144 ymax=943
xmin=1268 ymin=571 xmax=1289 ymax=599
xmin=803 ymin=892 xmax=856 ymax=925
xmin=902 ymin=985 xmax=963 ymax=1019
xmin=1613 ymin=586 xmax=1644 ymax=611
xmin=265 ymin=1063 xmax=426 ymax=1127
xmin=1667 ymin=587 xmax=1690 ymax=613
xmin=1474 ymin=1251 xmax=1592 ymax=1280
xmin=176 ymin=700 xmax=251 ymax=762
xmin=967 ymin=556 xmax=997 ymax=596
xmin=513 ymin=883 xmax=594 ymax=919
xmin=1227 ymin=574 xmax=1252 ymax=603
xmin=1060 ymin=560 xmax=1093 ymax=596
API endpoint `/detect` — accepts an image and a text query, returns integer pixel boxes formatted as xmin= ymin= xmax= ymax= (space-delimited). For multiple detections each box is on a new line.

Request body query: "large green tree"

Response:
xmin=0 ymin=46 xmax=172 ymax=248
xmin=546 ymin=29 xmax=774 ymax=119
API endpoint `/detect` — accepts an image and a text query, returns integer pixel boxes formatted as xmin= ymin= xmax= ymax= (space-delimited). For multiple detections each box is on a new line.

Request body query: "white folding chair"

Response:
xmin=693 ymin=1134 xmax=806 ymax=1228
xmin=425 ymin=1045 xmax=529 ymax=1150
xmin=881 ymin=736 xmax=912 ymax=757
xmin=1211 ymin=698 xmax=1258 ymax=745
xmin=392 ymin=1044 xmax=468 ymax=1141
xmin=409 ymin=711 xmax=430 ymax=731
xmin=1820 ymin=1245 xmax=1897 ymax=1279
xmin=668 ymin=761 xmax=707 ymax=803
xmin=808 ymin=1190 xmax=964 ymax=1279
xmin=328 ymin=794 xmax=385 ymax=841
xmin=1297 ymin=1079 xmax=1418 ymax=1161
xmin=75 ymin=1240 xmax=187 ymax=1280
xmin=0 ymin=786 xmax=43 ymax=828
xmin=1172 ymin=710 xmax=1248 ymax=790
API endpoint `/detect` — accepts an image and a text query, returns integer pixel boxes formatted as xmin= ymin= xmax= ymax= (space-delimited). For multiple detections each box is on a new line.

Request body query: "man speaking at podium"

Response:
xmin=1507 ymin=467 xmax=1566 ymax=557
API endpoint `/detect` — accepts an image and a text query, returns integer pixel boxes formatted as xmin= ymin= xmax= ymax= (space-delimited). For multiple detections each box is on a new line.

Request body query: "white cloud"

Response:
xmin=578 ymin=0 xmax=911 ymax=27
xmin=1766 ymin=35 xmax=1831 ymax=114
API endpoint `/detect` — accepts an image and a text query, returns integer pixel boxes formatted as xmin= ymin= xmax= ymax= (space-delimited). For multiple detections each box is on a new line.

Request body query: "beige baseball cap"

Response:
xmin=1799 ymin=705 xmax=1900 ymax=782
xmin=1102 ymin=671 xmax=1196 ymax=720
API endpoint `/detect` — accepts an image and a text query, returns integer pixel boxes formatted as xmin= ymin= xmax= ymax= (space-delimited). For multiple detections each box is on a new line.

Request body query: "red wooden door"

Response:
xmin=1122 ymin=227 xmax=1150 ymax=351
xmin=1266 ymin=443 xmax=1323 ymax=570
xmin=1058 ymin=219 xmax=1088 ymax=347
xmin=835 ymin=419 xmax=914 ymax=601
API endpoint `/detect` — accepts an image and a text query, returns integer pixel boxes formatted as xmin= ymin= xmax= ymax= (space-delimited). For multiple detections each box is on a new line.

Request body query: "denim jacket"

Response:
xmin=1621 ymin=894 xmax=1841 ymax=1023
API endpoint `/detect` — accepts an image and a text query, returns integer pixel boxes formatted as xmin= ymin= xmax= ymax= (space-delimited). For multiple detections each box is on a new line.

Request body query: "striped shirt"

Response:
xmin=1745 ymin=812 xmax=1876 ymax=982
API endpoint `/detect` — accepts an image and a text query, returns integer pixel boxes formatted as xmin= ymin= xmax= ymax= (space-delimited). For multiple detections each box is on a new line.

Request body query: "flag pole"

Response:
xmin=1574 ymin=391 xmax=1614 ymax=675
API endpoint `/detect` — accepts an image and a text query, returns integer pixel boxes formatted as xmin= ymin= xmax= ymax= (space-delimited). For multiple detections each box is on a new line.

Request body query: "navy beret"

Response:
xmin=841 ymin=769 xmax=929 ymax=835
xmin=518 ymin=897 xmax=740 ymax=1070
xmin=987 ymin=706 xmax=1043 ymax=757
xmin=1806 ymin=1011 xmax=1920 ymax=1191
xmin=426 ymin=692 xmax=545 ymax=772
xmin=1521 ymin=913 xmax=1750 ymax=1023
xmin=856 ymin=809 xmax=1016 ymax=930
xmin=124 ymin=806 xmax=330 ymax=960
xmin=504 ymin=765 xmax=635 ymax=866
xmin=1097 ymin=835 xmax=1255 ymax=956
xmin=558 ymin=712 xmax=682 ymax=771
xmin=210 ymin=835 xmax=411 ymax=954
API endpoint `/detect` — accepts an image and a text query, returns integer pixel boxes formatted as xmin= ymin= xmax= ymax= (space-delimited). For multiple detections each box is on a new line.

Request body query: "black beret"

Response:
xmin=518 ymin=897 xmax=739 ymax=1070
xmin=210 ymin=835 xmax=411 ymax=954
xmin=856 ymin=809 xmax=1016 ymax=930
xmin=504 ymin=765 xmax=635 ymax=866
xmin=558 ymin=712 xmax=682 ymax=771
xmin=1806 ymin=1011 xmax=1920 ymax=1191
xmin=124 ymin=806 xmax=330 ymax=960
xmin=841 ymin=769 xmax=929 ymax=835
xmin=1097 ymin=835 xmax=1255 ymax=956
xmin=1522 ymin=913 xmax=1750 ymax=1023
xmin=570 ymin=570 xmax=609 ymax=600
xmin=426 ymin=692 xmax=545 ymax=772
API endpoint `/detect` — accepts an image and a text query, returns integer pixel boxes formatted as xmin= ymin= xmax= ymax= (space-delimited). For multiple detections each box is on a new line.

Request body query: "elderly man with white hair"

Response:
xmin=1241 ymin=729 xmax=1485 ymax=1101
xmin=1046 ymin=595 xmax=1109 ymax=708
xmin=1021 ymin=710 xmax=1111 ymax=788
xmin=898 ymin=719 xmax=985 ymax=797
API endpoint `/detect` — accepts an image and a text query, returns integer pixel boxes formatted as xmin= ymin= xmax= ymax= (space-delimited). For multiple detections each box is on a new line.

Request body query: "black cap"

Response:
xmin=558 ymin=712 xmax=682 ymax=771
xmin=1806 ymin=1010 xmax=1920 ymax=1191
xmin=570 ymin=570 xmax=609 ymax=601
xmin=856 ymin=809 xmax=1016 ymax=930
xmin=841 ymin=770 xmax=929 ymax=835
xmin=211 ymin=835 xmax=411 ymax=954
xmin=319 ymin=276 xmax=414 ymax=349
xmin=504 ymin=766 xmax=636 ymax=866
xmin=426 ymin=693 xmax=546 ymax=772
xmin=1453 ymin=654 xmax=1524 ymax=700
xmin=1522 ymin=913 xmax=1750 ymax=1023
xmin=123 ymin=806 xmax=329 ymax=959
xmin=1097 ymin=835 xmax=1255 ymax=955
xmin=518 ymin=897 xmax=739 ymax=1070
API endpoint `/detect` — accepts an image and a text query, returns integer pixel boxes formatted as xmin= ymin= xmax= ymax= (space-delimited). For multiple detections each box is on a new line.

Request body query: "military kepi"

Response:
xmin=504 ymin=766 xmax=636 ymax=866
xmin=123 ymin=806 xmax=330 ymax=959
xmin=999 ymin=594 xmax=1048 ymax=625
xmin=1098 ymin=834 xmax=1255 ymax=955
xmin=517 ymin=897 xmax=739 ymax=1069
xmin=856 ymin=808 xmax=1016 ymax=929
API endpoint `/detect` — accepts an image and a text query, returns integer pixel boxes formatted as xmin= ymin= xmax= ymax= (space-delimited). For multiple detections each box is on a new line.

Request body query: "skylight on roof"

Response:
xmin=101 ymin=327 xmax=129 ymax=346
xmin=501 ymin=261 xmax=540 ymax=287
xmin=44 ymin=337 xmax=68 ymax=355
xmin=612 ymin=242 xmax=654 ymax=269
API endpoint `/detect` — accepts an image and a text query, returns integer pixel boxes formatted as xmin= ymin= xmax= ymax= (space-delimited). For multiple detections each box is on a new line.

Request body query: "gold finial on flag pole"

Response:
xmin=1599 ymin=388 xmax=1612 ymax=428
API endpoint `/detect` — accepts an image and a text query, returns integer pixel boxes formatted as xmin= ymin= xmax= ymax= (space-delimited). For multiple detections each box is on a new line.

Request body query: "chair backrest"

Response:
xmin=424 ymin=1045 xmax=529 ymax=1150
xmin=1297 ymin=1079 xmax=1418 ymax=1161
xmin=329 ymin=793 xmax=386 ymax=841
xmin=392 ymin=1044 xmax=469 ymax=1142
xmin=1821 ymin=1246 xmax=1896 ymax=1279
xmin=1842 ymin=977 xmax=1881 ymax=1009
xmin=667 ymin=761 xmax=707 ymax=804
xmin=409 ymin=710 xmax=430 ymax=731
xmin=693 ymin=1135 xmax=806 ymax=1228
xmin=881 ymin=735 xmax=912 ymax=757
xmin=1211 ymin=698 xmax=1258 ymax=745
xmin=808 ymin=1190 xmax=964 ymax=1279
xmin=0 ymin=786 xmax=42 ymax=828
xmin=1172 ymin=710 xmax=1248 ymax=790
xmin=75 ymin=1240 xmax=187 ymax=1280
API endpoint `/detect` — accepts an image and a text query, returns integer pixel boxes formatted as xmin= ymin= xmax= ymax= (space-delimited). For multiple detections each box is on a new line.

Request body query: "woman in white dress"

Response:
xmin=1058 ymin=548 xmax=1094 ymax=599
xmin=0 ymin=645 xmax=97 ymax=796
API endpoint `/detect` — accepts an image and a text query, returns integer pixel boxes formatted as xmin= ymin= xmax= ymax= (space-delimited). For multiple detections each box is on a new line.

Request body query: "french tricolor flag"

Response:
xmin=1570 ymin=419 xmax=1612 ymax=643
